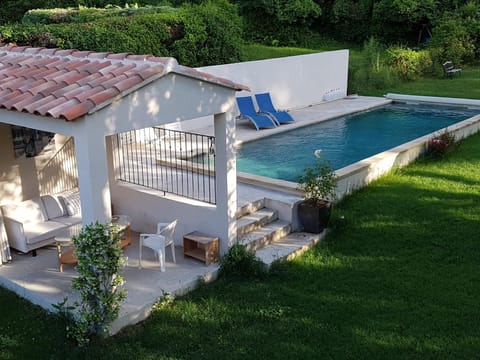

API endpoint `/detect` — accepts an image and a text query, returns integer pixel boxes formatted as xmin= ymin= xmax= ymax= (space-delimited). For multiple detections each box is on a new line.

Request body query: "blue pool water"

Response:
xmin=236 ymin=102 xmax=479 ymax=182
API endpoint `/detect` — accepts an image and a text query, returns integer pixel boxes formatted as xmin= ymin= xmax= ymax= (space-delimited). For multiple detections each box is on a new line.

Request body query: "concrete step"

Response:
xmin=239 ymin=219 xmax=291 ymax=252
xmin=255 ymin=231 xmax=327 ymax=267
xmin=236 ymin=198 xmax=265 ymax=219
xmin=237 ymin=208 xmax=278 ymax=238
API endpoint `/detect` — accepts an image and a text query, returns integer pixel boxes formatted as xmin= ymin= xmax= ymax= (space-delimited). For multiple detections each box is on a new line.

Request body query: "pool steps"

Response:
xmin=236 ymin=198 xmax=325 ymax=267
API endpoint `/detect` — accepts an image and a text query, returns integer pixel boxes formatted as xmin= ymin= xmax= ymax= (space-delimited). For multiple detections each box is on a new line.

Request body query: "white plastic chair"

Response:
xmin=139 ymin=219 xmax=178 ymax=272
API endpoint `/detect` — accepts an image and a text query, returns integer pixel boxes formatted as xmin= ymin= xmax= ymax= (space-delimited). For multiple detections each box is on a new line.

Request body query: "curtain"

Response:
xmin=0 ymin=217 xmax=11 ymax=264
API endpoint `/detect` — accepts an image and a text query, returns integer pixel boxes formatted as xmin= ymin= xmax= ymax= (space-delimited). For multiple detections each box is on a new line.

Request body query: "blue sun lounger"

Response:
xmin=255 ymin=92 xmax=295 ymax=125
xmin=236 ymin=96 xmax=277 ymax=130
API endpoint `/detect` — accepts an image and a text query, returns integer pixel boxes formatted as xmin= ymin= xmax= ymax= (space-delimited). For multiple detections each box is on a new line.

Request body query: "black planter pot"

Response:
xmin=297 ymin=200 xmax=332 ymax=233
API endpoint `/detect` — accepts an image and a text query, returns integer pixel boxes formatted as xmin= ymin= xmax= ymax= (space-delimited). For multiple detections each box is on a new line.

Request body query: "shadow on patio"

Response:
xmin=0 ymin=231 xmax=220 ymax=334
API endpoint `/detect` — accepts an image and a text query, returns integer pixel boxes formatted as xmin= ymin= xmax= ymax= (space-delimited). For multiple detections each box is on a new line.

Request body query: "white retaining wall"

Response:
xmin=173 ymin=50 xmax=350 ymax=132
xmin=199 ymin=50 xmax=349 ymax=110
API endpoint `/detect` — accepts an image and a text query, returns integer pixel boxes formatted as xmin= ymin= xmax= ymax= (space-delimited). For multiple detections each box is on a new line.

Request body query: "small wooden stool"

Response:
xmin=183 ymin=231 xmax=219 ymax=265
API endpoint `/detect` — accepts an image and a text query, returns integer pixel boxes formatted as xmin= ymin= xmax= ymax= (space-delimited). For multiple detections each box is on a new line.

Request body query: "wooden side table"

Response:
xmin=112 ymin=215 xmax=131 ymax=249
xmin=183 ymin=231 xmax=219 ymax=265
xmin=55 ymin=224 xmax=82 ymax=272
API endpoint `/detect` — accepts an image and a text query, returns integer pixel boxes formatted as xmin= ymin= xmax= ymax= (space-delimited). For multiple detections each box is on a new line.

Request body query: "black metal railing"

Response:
xmin=112 ymin=127 xmax=216 ymax=204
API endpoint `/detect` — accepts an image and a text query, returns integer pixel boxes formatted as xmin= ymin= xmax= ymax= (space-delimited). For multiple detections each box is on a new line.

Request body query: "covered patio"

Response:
xmin=0 ymin=45 xmax=249 ymax=260
xmin=0 ymin=45 xmax=250 ymax=332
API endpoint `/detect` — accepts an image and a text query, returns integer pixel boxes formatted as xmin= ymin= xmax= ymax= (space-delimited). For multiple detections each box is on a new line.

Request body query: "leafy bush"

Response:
xmin=220 ymin=244 xmax=267 ymax=280
xmin=54 ymin=222 xmax=127 ymax=346
xmin=22 ymin=5 xmax=176 ymax=24
xmin=174 ymin=0 xmax=244 ymax=66
xmin=426 ymin=129 xmax=456 ymax=158
xmin=0 ymin=0 xmax=77 ymax=25
xmin=331 ymin=0 xmax=372 ymax=42
xmin=349 ymin=37 xmax=399 ymax=92
xmin=236 ymin=0 xmax=321 ymax=46
xmin=387 ymin=45 xmax=433 ymax=80
xmin=0 ymin=1 xmax=243 ymax=67
xmin=428 ymin=17 xmax=475 ymax=66
xmin=297 ymin=156 xmax=337 ymax=205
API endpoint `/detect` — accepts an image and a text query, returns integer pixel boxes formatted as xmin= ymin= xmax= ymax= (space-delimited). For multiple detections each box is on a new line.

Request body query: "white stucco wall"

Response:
xmin=110 ymin=183 xmax=218 ymax=246
xmin=199 ymin=50 xmax=349 ymax=110
xmin=170 ymin=50 xmax=349 ymax=132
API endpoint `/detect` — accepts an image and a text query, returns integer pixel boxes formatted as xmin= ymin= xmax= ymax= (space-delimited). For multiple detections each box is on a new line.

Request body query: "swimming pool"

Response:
xmin=236 ymin=102 xmax=480 ymax=182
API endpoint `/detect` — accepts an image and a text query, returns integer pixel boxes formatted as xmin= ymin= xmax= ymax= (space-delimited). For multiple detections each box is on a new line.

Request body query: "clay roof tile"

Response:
xmin=0 ymin=45 xmax=247 ymax=121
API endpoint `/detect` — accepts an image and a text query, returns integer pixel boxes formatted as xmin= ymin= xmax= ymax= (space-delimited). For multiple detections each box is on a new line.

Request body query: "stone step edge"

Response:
xmin=236 ymin=208 xmax=278 ymax=237
xmin=255 ymin=230 xmax=328 ymax=267
xmin=239 ymin=220 xmax=291 ymax=251
xmin=236 ymin=198 xmax=265 ymax=219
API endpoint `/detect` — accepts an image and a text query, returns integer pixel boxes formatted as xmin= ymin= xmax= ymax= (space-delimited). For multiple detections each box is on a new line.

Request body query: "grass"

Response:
xmin=241 ymin=43 xmax=480 ymax=100
xmin=363 ymin=66 xmax=480 ymax=98
xmin=2 ymin=43 xmax=480 ymax=359
xmin=240 ymin=43 xmax=321 ymax=61
xmin=2 ymin=133 xmax=480 ymax=359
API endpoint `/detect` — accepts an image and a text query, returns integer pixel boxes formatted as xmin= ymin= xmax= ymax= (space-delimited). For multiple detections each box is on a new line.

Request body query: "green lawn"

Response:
xmin=2 ymin=45 xmax=480 ymax=359
xmin=2 ymin=132 xmax=480 ymax=359
xmin=364 ymin=66 xmax=480 ymax=98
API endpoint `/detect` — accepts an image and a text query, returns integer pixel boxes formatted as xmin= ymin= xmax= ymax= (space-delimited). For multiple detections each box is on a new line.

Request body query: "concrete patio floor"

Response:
xmin=0 ymin=230 xmax=221 ymax=334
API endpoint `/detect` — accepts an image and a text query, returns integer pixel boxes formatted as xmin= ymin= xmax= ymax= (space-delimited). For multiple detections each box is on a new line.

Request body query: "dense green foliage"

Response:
xmin=68 ymin=222 xmax=126 ymax=345
xmin=22 ymin=5 xmax=176 ymax=24
xmin=1 ymin=0 xmax=480 ymax=70
xmin=234 ymin=0 xmax=321 ymax=46
xmin=0 ymin=1 xmax=244 ymax=67
xmin=219 ymin=244 xmax=267 ymax=280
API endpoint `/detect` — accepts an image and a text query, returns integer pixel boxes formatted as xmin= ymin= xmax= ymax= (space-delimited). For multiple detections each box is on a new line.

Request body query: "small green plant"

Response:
xmin=220 ymin=244 xmax=267 ymax=279
xmin=297 ymin=152 xmax=337 ymax=206
xmin=55 ymin=221 xmax=127 ymax=346
xmin=427 ymin=129 xmax=456 ymax=158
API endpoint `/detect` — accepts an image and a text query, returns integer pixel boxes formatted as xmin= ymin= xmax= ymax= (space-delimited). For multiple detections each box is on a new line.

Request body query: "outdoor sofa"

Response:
xmin=0 ymin=189 xmax=81 ymax=255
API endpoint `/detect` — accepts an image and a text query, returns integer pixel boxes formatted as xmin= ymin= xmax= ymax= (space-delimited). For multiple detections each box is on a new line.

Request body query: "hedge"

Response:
xmin=0 ymin=1 xmax=243 ymax=67
xmin=22 ymin=6 xmax=176 ymax=24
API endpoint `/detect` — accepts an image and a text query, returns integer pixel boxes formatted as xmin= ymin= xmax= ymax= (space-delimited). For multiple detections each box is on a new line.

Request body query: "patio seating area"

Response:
xmin=0 ymin=230 xmax=220 ymax=334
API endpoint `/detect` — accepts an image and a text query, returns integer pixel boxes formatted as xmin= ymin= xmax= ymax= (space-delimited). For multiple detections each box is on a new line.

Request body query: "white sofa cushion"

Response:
xmin=1 ymin=197 xmax=47 ymax=225
xmin=24 ymin=220 xmax=68 ymax=245
xmin=58 ymin=189 xmax=81 ymax=216
xmin=54 ymin=214 xmax=82 ymax=227
xmin=41 ymin=195 xmax=67 ymax=220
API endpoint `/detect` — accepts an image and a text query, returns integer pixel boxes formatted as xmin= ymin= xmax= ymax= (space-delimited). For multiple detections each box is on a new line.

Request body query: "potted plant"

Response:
xmin=296 ymin=152 xmax=337 ymax=233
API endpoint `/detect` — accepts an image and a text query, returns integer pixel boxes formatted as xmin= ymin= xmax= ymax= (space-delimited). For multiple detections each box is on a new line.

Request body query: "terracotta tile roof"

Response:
xmin=0 ymin=45 xmax=249 ymax=121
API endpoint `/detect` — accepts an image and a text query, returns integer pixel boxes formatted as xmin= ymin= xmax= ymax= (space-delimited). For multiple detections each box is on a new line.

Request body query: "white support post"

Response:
xmin=74 ymin=130 xmax=112 ymax=225
xmin=214 ymin=111 xmax=237 ymax=254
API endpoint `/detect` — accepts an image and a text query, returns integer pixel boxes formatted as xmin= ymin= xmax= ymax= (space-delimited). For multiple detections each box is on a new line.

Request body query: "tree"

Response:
xmin=235 ymin=0 xmax=322 ymax=46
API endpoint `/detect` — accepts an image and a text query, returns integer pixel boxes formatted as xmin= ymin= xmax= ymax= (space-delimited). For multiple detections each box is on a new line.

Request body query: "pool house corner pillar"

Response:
xmin=74 ymin=127 xmax=112 ymax=225
xmin=214 ymin=111 xmax=237 ymax=255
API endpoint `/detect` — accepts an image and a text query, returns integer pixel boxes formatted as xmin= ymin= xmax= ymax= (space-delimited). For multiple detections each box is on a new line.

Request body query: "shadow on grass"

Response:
xmin=2 ymin=137 xmax=480 ymax=360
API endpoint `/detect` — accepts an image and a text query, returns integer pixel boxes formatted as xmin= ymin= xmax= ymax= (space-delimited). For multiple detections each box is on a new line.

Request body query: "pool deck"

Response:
xmin=194 ymin=96 xmax=392 ymax=145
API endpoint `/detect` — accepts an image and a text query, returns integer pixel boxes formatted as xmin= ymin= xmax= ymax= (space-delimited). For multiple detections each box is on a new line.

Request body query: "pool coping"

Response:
xmin=237 ymin=94 xmax=480 ymax=200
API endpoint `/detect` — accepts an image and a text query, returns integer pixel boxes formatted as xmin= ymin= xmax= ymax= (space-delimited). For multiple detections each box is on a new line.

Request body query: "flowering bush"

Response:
xmin=427 ymin=130 xmax=455 ymax=158
xmin=297 ymin=155 xmax=337 ymax=205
